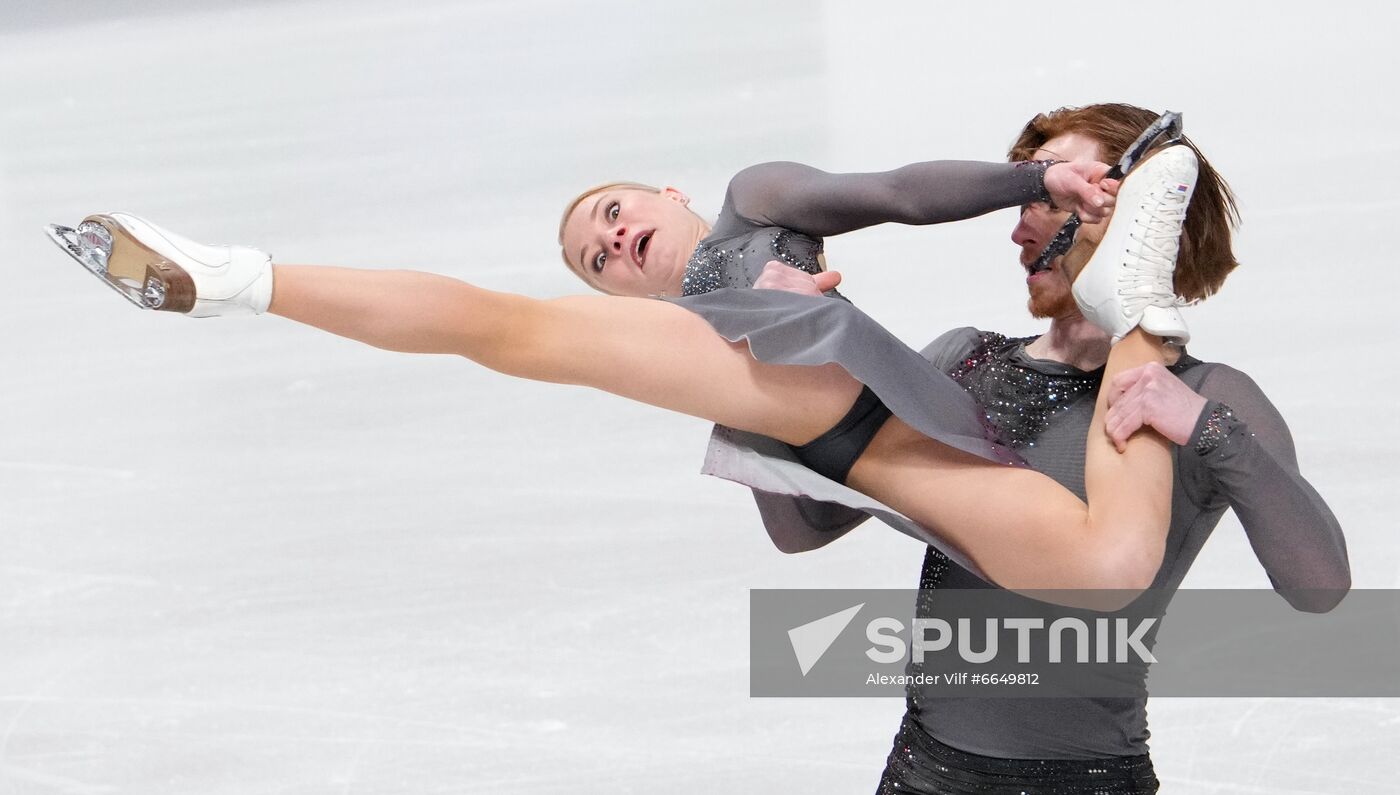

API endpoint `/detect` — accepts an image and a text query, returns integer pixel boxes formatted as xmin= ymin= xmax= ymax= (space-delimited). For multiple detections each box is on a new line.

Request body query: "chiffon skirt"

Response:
xmin=671 ymin=288 xmax=1026 ymax=572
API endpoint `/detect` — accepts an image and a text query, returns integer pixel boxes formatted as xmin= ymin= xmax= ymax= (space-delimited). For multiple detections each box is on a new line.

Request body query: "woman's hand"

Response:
xmin=1104 ymin=362 xmax=1209 ymax=452
xmin=1044 ymin=162 xmax=1120 ymax=224
xmin=753 ymin=261 xmax=842 ymax=295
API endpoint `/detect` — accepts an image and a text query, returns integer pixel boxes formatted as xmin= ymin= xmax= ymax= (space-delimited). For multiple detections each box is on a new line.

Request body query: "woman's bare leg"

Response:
xmin=269 ymin=264 xmax=1169 ymax=598
xmin=268 ymin=265 xmax=862 ymax=445
xmin=1085 ymin=330 xmax=1173 ymax=581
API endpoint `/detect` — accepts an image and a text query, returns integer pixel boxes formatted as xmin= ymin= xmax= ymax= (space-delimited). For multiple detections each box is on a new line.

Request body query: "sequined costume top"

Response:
xmin=675 ymin=157 xmax=1066 ymax=567
xmin=682 ymin=228 xmax=825 ymax=297
xmin=679 ymin=159 xmax=1053 ymax=295
xmin=709 ymin=326 xmax=1349 ymax=760
xmin=674 ymin=159 xmax=1062 ymax=564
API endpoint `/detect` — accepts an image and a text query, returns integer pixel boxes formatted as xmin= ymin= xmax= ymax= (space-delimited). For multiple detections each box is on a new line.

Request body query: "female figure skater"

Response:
xmin=47 ymin=146 xmax=1200 ymax=604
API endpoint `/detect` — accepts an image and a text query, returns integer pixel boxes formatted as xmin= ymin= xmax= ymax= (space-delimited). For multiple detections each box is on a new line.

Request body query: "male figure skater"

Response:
xmin=738 ymin=103 xmax=1349 ymax=793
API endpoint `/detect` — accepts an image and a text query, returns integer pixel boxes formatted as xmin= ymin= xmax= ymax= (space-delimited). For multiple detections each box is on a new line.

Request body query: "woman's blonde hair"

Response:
xmin=557 ymin=181 xmax=661 ymax=285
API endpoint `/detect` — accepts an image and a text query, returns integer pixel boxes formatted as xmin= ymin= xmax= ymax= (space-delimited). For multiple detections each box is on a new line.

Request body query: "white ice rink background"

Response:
xmin=1 ymin=1 xmax=1397 ymax=792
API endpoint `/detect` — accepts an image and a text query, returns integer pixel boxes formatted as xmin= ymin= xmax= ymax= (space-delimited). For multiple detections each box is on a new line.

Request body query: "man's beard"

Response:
xmin=1027 ymin=282 xmax=1077 ymax=319
xmin=1027 ymin=246 xmax=1092 ymax=319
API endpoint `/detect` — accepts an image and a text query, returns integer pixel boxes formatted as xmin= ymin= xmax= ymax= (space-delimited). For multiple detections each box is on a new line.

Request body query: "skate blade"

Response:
xmin=1108 ymin=111 xmax=1183 ymax=180
xmin=44 ymin=217 xmax=194 ymax=312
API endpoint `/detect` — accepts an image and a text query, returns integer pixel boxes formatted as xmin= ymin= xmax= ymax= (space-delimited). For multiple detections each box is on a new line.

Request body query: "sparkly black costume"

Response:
xmin=888 ymin=328 xmax=1345 ymax=764
xmin=709 ymin=327 xmax=1348 ymax=791
xmin=672 ymin=162 xmax=1347 ymax=790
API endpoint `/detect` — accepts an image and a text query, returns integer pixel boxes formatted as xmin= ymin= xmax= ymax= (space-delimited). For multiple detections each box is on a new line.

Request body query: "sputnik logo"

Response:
xmin=787 ymin=603 xmax=865 ymax=676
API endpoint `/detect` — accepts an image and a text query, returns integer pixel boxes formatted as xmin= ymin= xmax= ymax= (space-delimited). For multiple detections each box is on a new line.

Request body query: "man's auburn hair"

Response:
xmin=1008 ymin=103 xmax=1240 ymax=303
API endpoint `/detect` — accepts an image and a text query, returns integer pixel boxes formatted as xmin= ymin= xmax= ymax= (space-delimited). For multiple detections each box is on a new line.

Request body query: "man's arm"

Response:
xmin=1192 ymin=366 xmax=1350 ymax=611
xmin=724 ymin=160 xmax=1114 ymax=239
xmin=1109 ymin=362 xmax=1350 ymax=611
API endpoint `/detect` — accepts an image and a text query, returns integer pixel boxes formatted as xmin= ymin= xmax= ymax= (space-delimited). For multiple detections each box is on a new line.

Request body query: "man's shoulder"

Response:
xmin=919 ymin=327 xmax=1028 ymax=374
xmin=1172 ymin=355 xmax=1265 ymax=398
xmin=919 ymin=327 xmax=986 ymax=372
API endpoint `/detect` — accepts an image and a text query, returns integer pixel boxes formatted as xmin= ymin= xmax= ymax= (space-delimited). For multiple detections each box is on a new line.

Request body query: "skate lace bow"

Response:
xmin=1119 ymin=184 xmax=1193 ymax=315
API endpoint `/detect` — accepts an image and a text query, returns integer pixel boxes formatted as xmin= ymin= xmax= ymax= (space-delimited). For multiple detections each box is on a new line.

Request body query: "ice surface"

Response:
xmin=1 ymin=1 xmax=1397 ymax=792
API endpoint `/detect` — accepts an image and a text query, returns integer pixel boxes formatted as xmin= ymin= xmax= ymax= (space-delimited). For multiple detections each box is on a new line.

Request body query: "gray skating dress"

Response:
xmin=669 ymin=160 xmax=1051 ymax=577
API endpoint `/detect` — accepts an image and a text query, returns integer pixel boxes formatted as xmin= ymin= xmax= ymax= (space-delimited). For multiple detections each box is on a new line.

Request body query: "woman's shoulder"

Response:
xmin=719 ymin=162 xmax=821 ymax=229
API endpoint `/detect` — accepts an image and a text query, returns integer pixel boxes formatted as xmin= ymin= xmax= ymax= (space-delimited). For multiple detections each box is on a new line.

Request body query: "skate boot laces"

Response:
xmin=1118 ymin=179 xmax=1191 ymax=318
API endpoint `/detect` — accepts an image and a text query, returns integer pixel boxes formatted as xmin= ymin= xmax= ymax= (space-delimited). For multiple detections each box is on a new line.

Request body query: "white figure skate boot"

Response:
xmin=1071 ymin=145 xmax=1197 ymax=344
xmin=45 ymin=213 xmax=273 ymax=317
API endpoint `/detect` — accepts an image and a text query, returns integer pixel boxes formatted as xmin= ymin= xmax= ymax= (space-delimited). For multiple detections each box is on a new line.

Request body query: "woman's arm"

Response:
xmin=725 ymin=160 xmax=1114 ymax=238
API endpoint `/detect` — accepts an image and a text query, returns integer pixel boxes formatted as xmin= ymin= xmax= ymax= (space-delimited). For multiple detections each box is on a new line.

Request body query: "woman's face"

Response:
xmin=559 ymin=187 xmax=708 ymax=296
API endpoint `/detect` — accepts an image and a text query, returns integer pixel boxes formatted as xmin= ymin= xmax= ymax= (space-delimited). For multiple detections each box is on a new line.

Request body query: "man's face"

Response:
xmin=1011 ymin=132 xmax=1110 ymax=319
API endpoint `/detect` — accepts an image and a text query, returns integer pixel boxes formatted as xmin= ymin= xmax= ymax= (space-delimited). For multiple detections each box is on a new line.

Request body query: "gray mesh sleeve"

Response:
xmin=1189 ymin=367 xmax=1350 ymax=612
xmin=726 ymin=160 xmax=1050 ymax=237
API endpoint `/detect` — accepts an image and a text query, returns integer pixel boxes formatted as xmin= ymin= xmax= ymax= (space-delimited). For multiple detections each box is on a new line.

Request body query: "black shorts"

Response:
xmin=787 ymin=385 xmax=892 ymax=484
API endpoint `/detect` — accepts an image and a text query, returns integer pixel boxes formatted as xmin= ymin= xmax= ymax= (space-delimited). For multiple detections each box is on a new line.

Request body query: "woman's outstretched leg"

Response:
xmin=51 ymin=138 xmax=1196 ymax=604
xmin=268 ymin=264 xmax=865 ymax=446
xmin=270 ymin=262 xmax=1169 ymax=602
xmin=51 ymin=218 xmax=1175 ymax=598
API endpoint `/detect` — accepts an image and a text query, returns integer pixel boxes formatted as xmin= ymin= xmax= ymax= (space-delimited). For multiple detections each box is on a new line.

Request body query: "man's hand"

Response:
xmin=1104 ymin=362 xmax=1209 ymax=452
xmin=753 ymin=260 xmax=842 ymax=296
xmin=1044 ymin=162 xmax=1120 ymax=224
